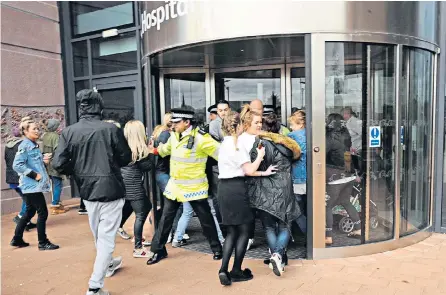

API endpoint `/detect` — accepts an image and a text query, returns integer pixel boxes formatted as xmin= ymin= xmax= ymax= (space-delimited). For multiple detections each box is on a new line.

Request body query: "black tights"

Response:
xmin=219 ymin=223 xmax=252 ymax=273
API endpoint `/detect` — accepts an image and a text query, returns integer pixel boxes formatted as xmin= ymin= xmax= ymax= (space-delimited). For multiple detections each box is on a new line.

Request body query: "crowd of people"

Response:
xmin=6 ymin=88 xmax=365 ymax=294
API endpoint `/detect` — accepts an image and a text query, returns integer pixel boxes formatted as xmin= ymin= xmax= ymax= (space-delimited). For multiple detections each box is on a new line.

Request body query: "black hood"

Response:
xmin=77 ymin=89 xmax=104 ymax=119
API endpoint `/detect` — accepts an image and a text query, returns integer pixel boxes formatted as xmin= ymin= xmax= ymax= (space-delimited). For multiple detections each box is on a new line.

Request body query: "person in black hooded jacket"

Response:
xmin=247 ymin=114 xmax=301 ymax=277
xmin=325 ymin=113 xmax=360 ymax=247
xmin=52 ymin=89 xmax=132 ymax=295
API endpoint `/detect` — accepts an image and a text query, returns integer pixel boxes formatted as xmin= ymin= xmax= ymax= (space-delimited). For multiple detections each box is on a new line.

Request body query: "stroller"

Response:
xmin=332 ymin=182 xmax=380 ymax=234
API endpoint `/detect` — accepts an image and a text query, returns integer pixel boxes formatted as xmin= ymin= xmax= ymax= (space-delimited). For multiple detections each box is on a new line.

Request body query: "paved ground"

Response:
xmin=2 ymin=199 xmax=446 ymax=295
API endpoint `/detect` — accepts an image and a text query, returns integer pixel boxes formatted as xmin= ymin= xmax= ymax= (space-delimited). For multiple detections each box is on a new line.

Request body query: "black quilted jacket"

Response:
xmin=247 ymin=132 xmax=301 ymax=228
xmin=121 ymin=154 xmax=155 ymax=201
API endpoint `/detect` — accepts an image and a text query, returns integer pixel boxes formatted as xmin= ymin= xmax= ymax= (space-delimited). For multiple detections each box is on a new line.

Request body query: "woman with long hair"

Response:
xmin=247 ymin=113 xmax=301 ymax=276
xmin=11 ymin=117 xmax=59 ymax=250
xmin=120 ymin=120 xmax=155 ymax=257
xmin=217 ymin=109 xmax=276 ymax=285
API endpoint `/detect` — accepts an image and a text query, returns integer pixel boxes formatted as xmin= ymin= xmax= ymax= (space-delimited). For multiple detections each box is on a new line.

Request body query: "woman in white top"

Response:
xmin=217 ymin=110 xmax=276 ymax=286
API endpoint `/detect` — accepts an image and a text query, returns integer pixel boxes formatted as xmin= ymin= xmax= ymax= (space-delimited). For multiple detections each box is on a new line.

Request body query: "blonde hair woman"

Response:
xmin=152 ymin=112 xmax=172 ymax=140
xmin=217 ymin=110 xmax=276 ymax=286
xmin=11 ymin=117 xmax=59 ymax=250
xmin=120 ymin=120 xmax=155 ymax=257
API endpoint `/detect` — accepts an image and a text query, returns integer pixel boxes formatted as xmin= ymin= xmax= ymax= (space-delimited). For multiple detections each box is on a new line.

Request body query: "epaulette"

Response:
xmin=197 ymin=125 xmax=208 ymax=136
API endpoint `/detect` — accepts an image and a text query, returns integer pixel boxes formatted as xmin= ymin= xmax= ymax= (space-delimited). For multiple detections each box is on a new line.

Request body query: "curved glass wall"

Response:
xmin=400 ymin=48 xmax=433 ymax=236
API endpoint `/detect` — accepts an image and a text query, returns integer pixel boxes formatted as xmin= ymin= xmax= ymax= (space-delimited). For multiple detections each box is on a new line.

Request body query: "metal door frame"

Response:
xmin=309 ymin=33 xmax=438 ymax=259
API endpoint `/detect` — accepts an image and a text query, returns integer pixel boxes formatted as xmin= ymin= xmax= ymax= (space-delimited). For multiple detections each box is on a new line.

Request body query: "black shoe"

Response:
xmin=78 ymin=209 xmax=88 ymax=215
xmin=218 ymin=270 xmax=232 ymax=286
xmin=10 ymin=238 xmax=29 ymax=248
xmin=25 ymin=222 xmax=37 ymax=231
xmin=38 ymin=240 xmax=59 ymax=251
xmin=282 ymin=252 xmax=288 ymax=266
xmin=229 ymin=268 xmax=253 ymax=282
xmin=13 ymin=215 xmax=21 ymax=224
xmin=147 ymin=250 xmax=168 ymax=265
xmin=213 ymin=251 xmax=223 ymax=260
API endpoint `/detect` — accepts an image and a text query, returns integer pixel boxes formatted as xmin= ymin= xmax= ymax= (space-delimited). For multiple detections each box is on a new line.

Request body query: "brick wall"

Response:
xmin=1 ymin=1 xmax=71 ymax=215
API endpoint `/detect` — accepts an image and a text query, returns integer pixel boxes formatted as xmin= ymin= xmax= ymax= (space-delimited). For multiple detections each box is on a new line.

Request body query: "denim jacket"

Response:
xmin=13 ymin=138 xmax=51 ymax=194
xmin=288 ymin=129 xmax=307 ymax=184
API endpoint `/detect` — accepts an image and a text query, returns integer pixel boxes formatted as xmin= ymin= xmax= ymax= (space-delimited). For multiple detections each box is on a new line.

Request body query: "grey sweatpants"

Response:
xmin=84 ymin=198 xmax=125 ymax=289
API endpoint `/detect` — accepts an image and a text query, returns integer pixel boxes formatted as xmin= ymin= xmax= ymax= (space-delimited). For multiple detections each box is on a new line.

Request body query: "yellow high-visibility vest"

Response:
xmin=158 ymin=127 xmax=219 ymax=202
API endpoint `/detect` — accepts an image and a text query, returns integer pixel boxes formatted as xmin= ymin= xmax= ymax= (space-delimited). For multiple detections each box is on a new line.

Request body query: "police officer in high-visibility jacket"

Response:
xmin=147 ymin=108 xmax=223 ymax=265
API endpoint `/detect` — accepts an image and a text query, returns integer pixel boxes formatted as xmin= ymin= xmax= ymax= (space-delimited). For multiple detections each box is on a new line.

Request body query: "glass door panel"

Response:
xmin=163 ymin=73 xmax=206 ymax=126
xmin=96 ymin=87 xmax=136 ymax=127
xmin=400 ymin=48 xmax=433 ymax=236
xmin=324 ymin=42 xmax=396 ymax=247
xmin=291 ymin=67 xmax=306 ymax=113
xmin=214 ymin=69 xmax=281 ymax=116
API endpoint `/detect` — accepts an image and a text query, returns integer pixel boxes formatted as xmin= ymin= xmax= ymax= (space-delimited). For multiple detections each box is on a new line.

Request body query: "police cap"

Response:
xmin=170 ymin=108 xmax=195 ymax=123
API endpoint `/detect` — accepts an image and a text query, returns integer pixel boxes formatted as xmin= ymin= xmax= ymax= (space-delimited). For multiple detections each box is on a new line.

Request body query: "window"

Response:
xmin=73 ymin=41 xmax=88 ymax=77
xmin=71 ymin=1 xmax=134 ymax=36
xmin=215 ymin=69 xmax=281 ymax=114
xmin=164 ymin=73 xmax=206 ymax=126
xmin=91 ymin=32 xmax=137 ymax=75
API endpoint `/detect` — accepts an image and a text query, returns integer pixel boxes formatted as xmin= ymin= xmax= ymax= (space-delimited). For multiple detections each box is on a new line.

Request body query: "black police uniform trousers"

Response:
xmin=150 ymin=196 xmax=222 ymax=254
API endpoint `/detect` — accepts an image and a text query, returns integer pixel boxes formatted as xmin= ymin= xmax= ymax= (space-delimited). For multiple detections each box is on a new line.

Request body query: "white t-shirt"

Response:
xmin=218 ymin=136 xmax=251 ymax=179
xmin=237 ymin=132 xmax=256 ymax=159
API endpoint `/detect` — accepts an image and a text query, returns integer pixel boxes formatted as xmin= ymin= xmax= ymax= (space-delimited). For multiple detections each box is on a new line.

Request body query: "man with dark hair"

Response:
xmin=52 ymin=89 xmax=132 ymax=295
xmin=209 ymin=100 xmax=230 ymax=142
xmin=147 ymin=108 xmax=223 ymax=265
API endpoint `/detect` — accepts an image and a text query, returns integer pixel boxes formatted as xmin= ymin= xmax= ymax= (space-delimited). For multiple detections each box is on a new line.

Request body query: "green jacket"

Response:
xmin=42 ymin=131 xmax=62 ymax=178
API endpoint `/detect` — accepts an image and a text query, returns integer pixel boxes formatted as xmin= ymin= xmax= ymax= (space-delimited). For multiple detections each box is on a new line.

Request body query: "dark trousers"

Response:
xmin=326 ymin=181 xmax=360 ymax=238
xmin=14 ymin=192 xmax=48 ymax=243
xmin=120 ymin=198 xmax=152 ymax=248
xmin=151 ymin=197 xmax=222 ymax=254
xmin=80 ymin=198 xmax=86 ymax=210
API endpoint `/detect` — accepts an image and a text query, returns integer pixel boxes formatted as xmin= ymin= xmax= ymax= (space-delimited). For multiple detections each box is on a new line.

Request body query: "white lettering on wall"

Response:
xmin=140 ymin=0 xmax=188 ymax=38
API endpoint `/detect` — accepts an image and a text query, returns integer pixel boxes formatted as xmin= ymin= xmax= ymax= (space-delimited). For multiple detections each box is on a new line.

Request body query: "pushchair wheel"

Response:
xmin=370 ymin=216 xmax=379 ymax=229
xmin=339 ymin=217 xmax=354 ymax=233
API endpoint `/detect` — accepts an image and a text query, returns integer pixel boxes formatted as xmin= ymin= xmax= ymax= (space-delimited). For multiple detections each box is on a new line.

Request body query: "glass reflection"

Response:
xmin=164 ymin=73 xmax=206 ymax=126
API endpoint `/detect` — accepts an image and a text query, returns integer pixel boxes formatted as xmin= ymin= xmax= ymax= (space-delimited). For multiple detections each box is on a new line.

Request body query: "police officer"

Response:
xmin=208 ymin=104 xmax=218 ymax=122
xmin=147 ymin=108 xmax=223 ymax=265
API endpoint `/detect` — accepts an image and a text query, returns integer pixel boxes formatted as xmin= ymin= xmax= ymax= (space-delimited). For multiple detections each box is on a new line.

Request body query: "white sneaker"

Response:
xmin=105 ymin=256 xmax=123 ymax=278
xmin=86 ymin=288 xmax=110 ymax=295
xmin=183 ymin=233 xmax=190 ymax=240
xmin=167 ymin=233 xmax=173 ymax=244
xmin=246 ymin=239 xmax=254 ymax=251
xmin=117 ymin=228 xmax=131 ymax=240
xmin=131 ymin=236 xmax=151 ymax=246
xmin=270 ymin=253 xmax=283 ymax=276
xmin=133 ymin=248 xmax=151 ymax=258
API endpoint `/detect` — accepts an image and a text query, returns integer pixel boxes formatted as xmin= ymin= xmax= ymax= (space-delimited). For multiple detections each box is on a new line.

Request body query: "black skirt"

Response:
xmin=217 ymin=177 xmax=254 ymax=226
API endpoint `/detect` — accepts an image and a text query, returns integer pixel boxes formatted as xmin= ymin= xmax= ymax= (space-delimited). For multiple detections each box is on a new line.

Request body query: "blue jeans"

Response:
xmin=51 ymin=176 xmax=63 ymax=206
xmin=10 ymin=184 xmax=26 ymax=217
xmin=259 ymin=211 xmax=290 ymax=257
xmin=174 ymin=198 xmax=224 ymax=243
